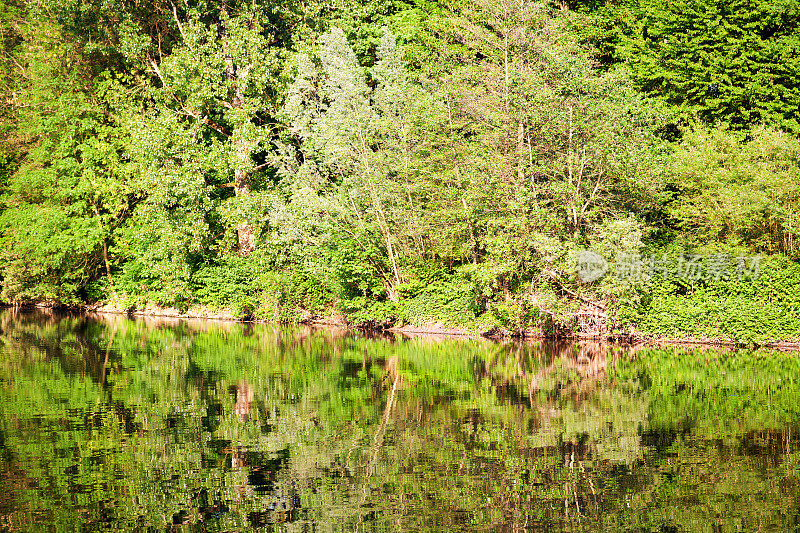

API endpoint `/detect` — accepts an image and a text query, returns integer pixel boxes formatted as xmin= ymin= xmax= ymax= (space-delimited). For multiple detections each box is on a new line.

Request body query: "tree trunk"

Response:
xmin=223 ymin=10 xmax=256 ymax=256
xmin=234 ymin=167 xmax=255 ymax=256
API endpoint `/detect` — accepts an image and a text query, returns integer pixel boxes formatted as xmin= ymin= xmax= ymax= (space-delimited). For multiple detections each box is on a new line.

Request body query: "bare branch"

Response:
xmin=149 ymin=59 xmax=166 ymax=87
xmin=0 ymin=51 xmax=28 ymax=79
xmin=202 ymin=115 xmax=231 ymax=136
xmin=170 ymin=1 xmax=186 ymax=41
xmin=580 ymin=171 xmax=604 ymax=216
xmin=544 ymin=269 xmax=606 ymax=310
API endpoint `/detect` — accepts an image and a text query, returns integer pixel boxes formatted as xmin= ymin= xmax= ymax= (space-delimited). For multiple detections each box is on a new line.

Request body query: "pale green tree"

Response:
xmin=432 ymin=0 xmax=667 ymax=318
xmin=284 ymin=27 xmax=451 ymax=302
xmin=668 ymin=126 xmax=800 ymax=257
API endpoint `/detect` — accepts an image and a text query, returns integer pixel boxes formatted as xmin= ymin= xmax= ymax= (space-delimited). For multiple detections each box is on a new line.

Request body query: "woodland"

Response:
xmin=2 ymin=0 xmax=800 ymax=341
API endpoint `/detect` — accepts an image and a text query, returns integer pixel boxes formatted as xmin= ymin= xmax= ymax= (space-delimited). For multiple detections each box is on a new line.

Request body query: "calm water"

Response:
xmin=0 ymin=310 xmax=799 ymax=531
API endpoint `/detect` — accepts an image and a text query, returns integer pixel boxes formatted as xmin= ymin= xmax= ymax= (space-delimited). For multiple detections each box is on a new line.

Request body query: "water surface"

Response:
xmin=0 ymin=309 xmax=799 ymax=531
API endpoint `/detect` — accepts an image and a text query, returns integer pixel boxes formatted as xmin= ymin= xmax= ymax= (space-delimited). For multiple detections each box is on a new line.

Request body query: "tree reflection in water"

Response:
xmin=0 ymin=310 xmax=798 ymax=530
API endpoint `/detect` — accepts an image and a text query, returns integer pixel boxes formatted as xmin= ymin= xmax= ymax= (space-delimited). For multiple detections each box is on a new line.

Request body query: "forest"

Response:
xmin=1 ymin=0 xmax=800 ymax=342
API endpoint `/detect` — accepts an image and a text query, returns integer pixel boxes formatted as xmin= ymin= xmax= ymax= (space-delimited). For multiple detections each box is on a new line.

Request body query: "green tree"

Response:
xmin=0 ymin=2 xmax=140 ymax=302
xmin=283 ymin=27 xmax=451 ymax=309
xmin=423 ymin=0 xmax=666 ymax=326
xmin=668 ymin=126 xmax=800 ymax=257
xmin=581 ymin=0 xmax=800 ymax=133
xmin=130 ymin=3 xmax=293 ymax=258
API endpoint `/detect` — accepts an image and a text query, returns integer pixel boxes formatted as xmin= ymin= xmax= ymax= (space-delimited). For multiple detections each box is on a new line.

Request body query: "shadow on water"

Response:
xmin=0 ymin=310 xmax=799 ymax=530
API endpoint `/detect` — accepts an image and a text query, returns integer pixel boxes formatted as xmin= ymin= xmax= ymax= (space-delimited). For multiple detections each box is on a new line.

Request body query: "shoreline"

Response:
xmin=3 ymin=302 xmax=798 ymax=350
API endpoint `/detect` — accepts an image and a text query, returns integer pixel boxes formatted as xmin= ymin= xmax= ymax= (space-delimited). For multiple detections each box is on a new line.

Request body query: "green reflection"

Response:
xmin=0 ymin=310 xmax=798 ymax=531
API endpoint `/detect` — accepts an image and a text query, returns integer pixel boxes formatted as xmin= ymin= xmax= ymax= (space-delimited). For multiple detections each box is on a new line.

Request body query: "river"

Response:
xmin=0 ymin=309 xmax=798 ymax=531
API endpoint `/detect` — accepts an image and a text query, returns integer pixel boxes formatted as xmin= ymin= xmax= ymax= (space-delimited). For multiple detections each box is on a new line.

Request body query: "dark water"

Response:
xmin=1 ymin=310 xmax=799 ymax=531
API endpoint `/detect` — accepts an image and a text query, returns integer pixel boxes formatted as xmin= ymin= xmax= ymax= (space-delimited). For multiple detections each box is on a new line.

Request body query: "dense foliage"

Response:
xmin=580 ymin=0 xmax=800 ymax=133
xmin=1 ymin=0 xmax=799 ymax=341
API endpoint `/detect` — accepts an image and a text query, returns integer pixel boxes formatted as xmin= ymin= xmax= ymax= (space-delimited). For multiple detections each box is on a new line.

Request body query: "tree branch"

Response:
xmin=202 ymin=115 xmax=231 ymax=136
xmin=170 ymin=1 xmax=186 ymax=41
xmin=544 ymin=269 xmax=606 ymax=310
xmin=150 ymin=59 xmax=166 ymax=87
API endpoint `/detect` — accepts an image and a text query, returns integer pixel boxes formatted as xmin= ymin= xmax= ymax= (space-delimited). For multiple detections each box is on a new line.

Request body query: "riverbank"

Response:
xmin=6 ymin=301 xmax=798 ymax=350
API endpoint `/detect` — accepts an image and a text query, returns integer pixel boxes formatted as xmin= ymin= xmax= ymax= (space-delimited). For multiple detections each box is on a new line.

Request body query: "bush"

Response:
xmin=397 ymin=266 xmax=478 ymax=327
xmin=615 ymin=252 xmax=800 ymax=343
xmin=192 ymin=255 xmax=334 ymax=321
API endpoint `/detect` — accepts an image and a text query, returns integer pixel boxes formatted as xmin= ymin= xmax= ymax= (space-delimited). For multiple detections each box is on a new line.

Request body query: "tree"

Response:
xmin=283 ymin=27 xmax=450 ymax=304
xmin=427 ymin=0 xmax=666 ymax=317
xmin=129 ymin=2 xmax=297 ymax=260
xmin=0 ymin=1 xmax=140 ymax=302
xmin=667 ymin=126 xmax=800 ymax=257
xmin=581 ymin=0 xmax=800 ymax=133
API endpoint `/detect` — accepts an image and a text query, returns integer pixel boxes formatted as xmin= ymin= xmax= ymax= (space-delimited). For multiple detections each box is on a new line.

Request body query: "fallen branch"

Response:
xmin=543 ymin=269 xmax=606 ymax=310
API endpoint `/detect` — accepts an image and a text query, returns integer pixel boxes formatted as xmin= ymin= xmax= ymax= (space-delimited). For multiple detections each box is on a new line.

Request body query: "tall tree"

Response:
xmin=580 ymin=0 xmax=800 ymax=133
xmin=668 ymin=126 xmax=800 ymax=257
xmin=130 ymin=2 xmax=293 ymax=259
xmin=431 ymin=0 xmax=666 ymax=299
xmin=282 ymin=27 xmax=461 ymax=306
xmin=0 ymin=1 xmax=143 ymax=302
